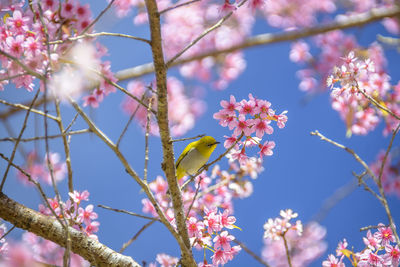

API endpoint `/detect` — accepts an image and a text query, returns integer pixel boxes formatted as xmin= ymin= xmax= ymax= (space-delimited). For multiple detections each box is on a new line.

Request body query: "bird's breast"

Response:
xmin=179 ymin=148 xmax=208 ymax=175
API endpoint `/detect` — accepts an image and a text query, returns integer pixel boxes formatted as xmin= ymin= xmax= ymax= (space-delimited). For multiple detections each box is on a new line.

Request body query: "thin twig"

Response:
xmin=0 ymin=225 xmax=16 ymax=241
xmin=0 ymin=129 xmax=91 ymax=143
xmin=352 ymin=171 xmax=382 ymax=201
xmin=360 ymin=224 xmax=390 ymax=232
xmin=54 ymin=100 xmax=74 ymax=194
xmin=63 ymin=113 xmax=79 ymax=133
xmin=165 ymin=0 xmax=247 ymax=67
xmin=377 ymin=123 xmax=400 ymax=187
xmin=312 ymin=179 xmax=358 ymax=223
xmin=310 ymin=130 xmax=376 ymax=179
xmin=233 ymin=239 xmax=271 ymax=267
xmin=357 ymin=85 xmax=400 ymax=120
xmin=98 ymin=204 xmax=160 ymax=221
xmin=0 ymin=72 xmax=28 ymax=82
xmin=0 ymin=99 xmax=59 ymax=121
xmin=170 ymin=134 xmax=205 ymax=143
xmin=116 ymin=91 xmax=148 ymax=148
xmin=185 ymin=176 xmax=203 ymax=220
xmin=0 ymin=90 xmax=40 ymax=191
xmin=144 ymin=97 xmax=154 ymax=183
xmin=81 ymin=0 xmax=116 ymax=35
xmin=159 ymin=0 xmax=201 ymax=14
xmin=68 ymin=97 xmax=188 ymax=254
xmin=119 ymin=221 xmax=156 ymax=253
xmin=37 ymin=4 xmax=71 ymax=264
xmin=0 ymin=152 xmax=65 ymax=228
xmin=311 ymin=130 xmax=400 ymax=244
xmin=282 ymin=235 xmax=293 ymax=267
xmin=0 ymin=49 xmax=45 ymax=80
xmin=49 ymin=32 xmax=150 ymax=45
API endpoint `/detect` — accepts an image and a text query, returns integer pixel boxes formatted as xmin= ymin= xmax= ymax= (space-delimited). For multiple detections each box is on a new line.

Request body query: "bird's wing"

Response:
xmin=175 ymin=145 xmax=196 ymax=169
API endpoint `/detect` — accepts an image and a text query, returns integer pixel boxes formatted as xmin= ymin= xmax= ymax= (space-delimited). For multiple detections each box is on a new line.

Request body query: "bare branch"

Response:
xmin=0 ymin=99 xmax=58 ymax=121
xmin=98 ymin=204 xmax=160 ymax=221
xmin=166 ymin=0 xmax=247 ymax=67
xmin=0 ymin=49 xmax=45 ymax=80
xmin=49 ymin=32 xmax=151 ymax=45
xmin=0 ymin=129 xmax=91 ymax=143
xmin=81 ymin=0 xmax=116 ymax=35
xmin=233 ymin=239 xmax=271 ymax=267
xmin=171 ymin=134 xmax=205 ymax=143
xmin=159 ymin=0 xmax=201 ymax=14
xmin=144 ymin=97 xmax=154 ymax=183
xmin=1 ymin=90 xmax=40 ymax=191
xmin=119 ymin=221 xmax=156 ymax=253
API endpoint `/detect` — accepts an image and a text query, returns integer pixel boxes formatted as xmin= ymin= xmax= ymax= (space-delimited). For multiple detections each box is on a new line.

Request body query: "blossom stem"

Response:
xmin=282 ymin=234 xmax=293 ymax=267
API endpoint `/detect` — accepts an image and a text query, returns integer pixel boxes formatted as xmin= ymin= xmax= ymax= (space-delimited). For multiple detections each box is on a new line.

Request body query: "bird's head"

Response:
xmin=196 ymin=136 xmax=220 ymax=157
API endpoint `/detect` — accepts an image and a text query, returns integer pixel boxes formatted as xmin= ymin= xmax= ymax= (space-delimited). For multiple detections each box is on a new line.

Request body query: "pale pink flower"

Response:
xmin=290 ymin=41 xmax=311 ymax=63
xmin=252 ymin=118 xmax=273 ymax=138
xmin=358 ymin=249 xmax=384 ymax=266
xmin=375 ymin=224 xmax=395 ymax=246
xmin=68 ymin=190 xmax=90 ymax=204
xmin=363 ymin=230 xmax=379 ymax=250
xmin=259 ymin=141 xmax=275 ymax=158
xmin=156 ymin=253 xmax=179 ymax=267
xmin=187 ymin=217 xmax=204 ymax=238
xmin=211 ymin=249 xmax=229 ymax=266
xmin=213 ymin=231 xmax=234 ymax=251
xmin=233 ymin=115 xmax=253 ymax=137
xmin=322 ymin=254 xmax=345 ymax=267
xmin=78 ymin=205 xmax=98 ymax=225
xmin=6 ymin=10 xmax=29 ymax=33
xmin=383 ymin=244 xmax=400 ymax=266
xmin=85 ymin=221 xmax=100 ymax=235
xmin=336 ymin=238 xmax=348 ymax=256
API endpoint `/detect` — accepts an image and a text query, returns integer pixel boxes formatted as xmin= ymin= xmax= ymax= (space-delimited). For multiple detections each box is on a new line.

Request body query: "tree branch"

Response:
xmin=0 ymin=193 xmax=140 ymax=267
xmin=144 ymin=0 xmax=195 ymax=264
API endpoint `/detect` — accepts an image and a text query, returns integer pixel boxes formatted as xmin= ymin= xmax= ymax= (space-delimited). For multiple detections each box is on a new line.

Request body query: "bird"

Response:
xmin=175 ymin=136 xmax=220 ymax=180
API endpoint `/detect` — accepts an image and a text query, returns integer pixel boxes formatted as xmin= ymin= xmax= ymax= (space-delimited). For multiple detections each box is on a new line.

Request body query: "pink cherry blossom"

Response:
xmin=213 ymin=231 xmax=234 ymax=251
xmin=322 ymin=254 xmax=345 ymax=267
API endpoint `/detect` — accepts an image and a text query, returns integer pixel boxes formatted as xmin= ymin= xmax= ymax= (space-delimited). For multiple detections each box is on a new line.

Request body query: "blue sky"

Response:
xmin=1 ymin=1 xmax=400 ymax=266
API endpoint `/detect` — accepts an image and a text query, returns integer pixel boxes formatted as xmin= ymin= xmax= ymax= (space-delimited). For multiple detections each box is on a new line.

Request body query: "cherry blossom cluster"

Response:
xmin=326 ymin=50 xmax=399 ymax=136
xmin=263 ymin=209 xmax=303 ymax=241
xmin=16 ymin=150 xmax=67 ymax=186
xmin=262 ymin=221 xmax=327 ymax=267
xmin=261 ymin=0 xmax=336 ymax=29
xmin=186 ymin=208 xmax=241 ymax=266
xmin=0 ymin=191 xmax=96 ymax=266
xmin=0 ymin=1 xmax=116 ymax=106
xmin=39 ymin=190 xmax=99 ymax=239
xmin=142 ymin=160 xmax=266 ymax=265
xmin=370 ymin=151 xmax=400 ymax=199
xmin=213 ymin=94 xmax=287 ymax=166
xmin=121 ymin=77 xmax=206 ymax=136
xmin=323 ymin=223 xmax=399 ymax=267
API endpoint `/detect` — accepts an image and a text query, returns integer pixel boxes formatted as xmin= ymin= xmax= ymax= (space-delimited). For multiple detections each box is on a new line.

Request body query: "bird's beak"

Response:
xmin=214 ymin=141 xmax=220 ymax=145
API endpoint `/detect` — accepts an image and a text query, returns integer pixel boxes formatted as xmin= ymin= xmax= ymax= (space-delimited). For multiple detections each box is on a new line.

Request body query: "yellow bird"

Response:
xmin=175 ymin=136 xmax=220 ymax=180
